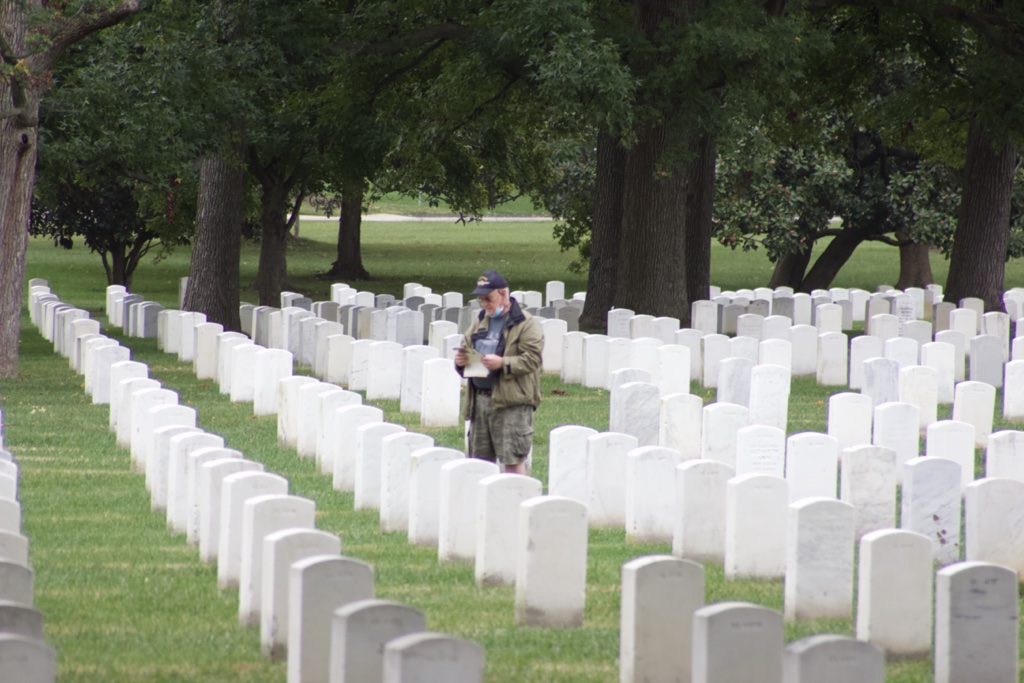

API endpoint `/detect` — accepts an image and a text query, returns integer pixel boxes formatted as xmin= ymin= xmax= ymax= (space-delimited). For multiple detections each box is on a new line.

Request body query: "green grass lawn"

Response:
xmin=7 ymin=223 xmax=1024 ymax=682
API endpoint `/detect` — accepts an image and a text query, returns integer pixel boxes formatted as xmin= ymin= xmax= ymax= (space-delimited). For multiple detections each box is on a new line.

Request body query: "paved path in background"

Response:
xmin=300 ymin=213 xmax=553 ymax=222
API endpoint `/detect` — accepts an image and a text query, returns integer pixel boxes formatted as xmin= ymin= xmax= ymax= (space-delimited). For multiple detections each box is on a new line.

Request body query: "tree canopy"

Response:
xmin=5 ymin=0 xmax=1024 ymax=374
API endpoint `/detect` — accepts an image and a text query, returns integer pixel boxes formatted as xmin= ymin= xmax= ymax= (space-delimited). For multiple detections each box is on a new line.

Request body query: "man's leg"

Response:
xmin=467 ymin=392 xmax=499 ymax=464
xmin=494 ymin=404 xmax=533 ymax=475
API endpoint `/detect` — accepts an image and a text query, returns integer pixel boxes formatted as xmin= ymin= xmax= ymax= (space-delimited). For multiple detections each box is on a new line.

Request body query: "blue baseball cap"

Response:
xmin=471 ymin=270 xmax=509 ymax=296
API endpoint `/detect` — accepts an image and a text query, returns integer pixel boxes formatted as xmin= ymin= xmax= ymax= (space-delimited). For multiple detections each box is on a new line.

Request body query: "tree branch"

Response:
xmin=809 ymin=1 xmax=1023 ymax=57
xmin=446 ymin=76 xmax=520 ymax=135
xmin=246 ymin=147 xmax=273 ymax=188
xmin=286 ymin=190 xmax=306 ymax=232
xmin=0 ymin=30 xmax=20 ymax=64
xmin=933 ymin=5 xmax=1023 ymax=56
xmin=32 ymin=0 xmax=142 ymax=73
xmin=865 ymin=234 xmax=910 ymax=247
xmin=813 ymin=226 xmax=909 ymax=247
xmin=369 ymin=39 xmax=446 ymax=107
xmin=345 ymin=22 xmax=473 ymax=57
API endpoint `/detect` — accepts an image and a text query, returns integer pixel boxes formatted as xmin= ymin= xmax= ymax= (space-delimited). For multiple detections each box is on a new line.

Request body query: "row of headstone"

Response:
xmin=619 ymin=553 xmax=1017 ymax=683
xmin=105 ymin=287 xmax=464 ymax=430
xmin=17 ymin=282 xmax=92 ymax=680
xmin=689 ymin=283 xmax=947 ymax=333
xmin=40 ymin=288 xmax=486 ymax=683
xmin=548 ymin=409 xmax=1024 ymax=575
xmin=224 ymin=279 xmax=579 ymax=375
xmin=0 ymin=430 xmax=52 ymax=679
xmin=106 ymin=284 xmax=164 ymax=339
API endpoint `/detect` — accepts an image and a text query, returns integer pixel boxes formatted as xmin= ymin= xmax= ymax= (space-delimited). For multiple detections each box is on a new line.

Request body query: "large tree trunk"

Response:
xmin=0 ymin=101 xmax=37 ymax=378
xmin=579 ymin=131 xmax=626 ymax=332
xmin=183 ymin=153 xmax=245 ymax=330
xmin=254 ymin=174 xmax=290 ymax=307
xmin=768 ymin=246 xmax=813 ymax=290
xmin=799 ymin=228 xmax=867 ymax=292
xmin=683 ymin=132 xmax=716 ymax=321
xmin=614 ymin=122 xmax=689 ymax=318
xmin=894 ymin=226 xmax=933 ymax=290
xmin=0 ymin=5 xmax=38 ymax=377
xmin=324 ymin=178 xmax=370 ymax=280
xmin=944 ymin=118 xmax=1015 ymax=311
xmin=0 ymin=1 xmax=139 ymax=377
xmin=612 ymin=0 xmax=698 ymax=321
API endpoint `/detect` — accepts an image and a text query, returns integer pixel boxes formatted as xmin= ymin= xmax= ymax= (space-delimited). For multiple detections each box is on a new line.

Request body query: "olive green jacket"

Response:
xmin=457 ymin=298 xmax=544 ymax=420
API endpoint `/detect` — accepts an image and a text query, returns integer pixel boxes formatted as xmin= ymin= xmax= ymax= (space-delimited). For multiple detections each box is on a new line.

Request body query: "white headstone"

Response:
xmin=782 ymin=635 xmax=884 ymax=683
xmin=238 ymin=494 xmax=316 ymax=625
xmin=619 ymin=556 xmax=703 ymax=683
xmin=379 ymin=432 xmax=435 ymax=533
xmin=625 ymin=446 xmax=685 ymax=543
xmin=815 ymin=333 xmax=847 ymax=387
xmin=856 ymin=529 xmax=933 ymax=659
xmin=659 ymin=392 xmax=703 ymax=460
xmin=331 ymin=600 xmax=425 ymax=683
xmin=692 ymin=602 xmax=783 ymax=683
xmin=964 ymin=478 xmax=1024 ymax=579
xmin=784 ymin=498 xmax=855 ymax=620
xmin=438 ymin=459 xmax=499 ymax=562
xmin=514 ymin=496 xmax=588 ymax=627
xmin=474 ymin=473 xmax=542 ymax=587
xmin=934 ymin=562 xmax=1019 ymax=683
xmin=840 ymin=445 xmax=897 ymax=538
xmin=674 ymin=460 xmax=733 ymax=563
xmin=547 ymin=425 xmax=598 ymax=504
xmin=288 ymin=556 xmax=374 ymax=683
xmin=217 ymin=472 xmax=289 ymax=590
xmin=408 ymin=447 xmax=465 ymax=546
xmin=701 ymin=403 xmax=748 ymax=469
xmin=826 ymin=392 xmax=872 ymax=452
xmin=785 ymin=432 xmax=839 ymax=503
xmin=259 ymin=528 xmax=340 ymax=660
xmin=725 ymin=474 xmax=788 ymax=579
xmin=952 ymin=380 xmax=995 ymax=447
xmin=901 ymin=456 xmax=961 ymax=564
xmin=420 ymin=359 xmax=462 ymax=427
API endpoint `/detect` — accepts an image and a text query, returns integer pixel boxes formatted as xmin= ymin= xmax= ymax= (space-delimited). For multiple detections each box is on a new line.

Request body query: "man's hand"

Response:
xmin=454 ymin=349 xmax=468 ymax=367
xmin=482 ymin=354 xmax=503 ymax=371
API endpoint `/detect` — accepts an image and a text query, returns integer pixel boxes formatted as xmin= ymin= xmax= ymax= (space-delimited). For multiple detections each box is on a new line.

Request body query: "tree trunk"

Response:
xmin=799 ymin=228 xmax=867 ymax=292
xmin=0 ymin=5 xmax=38 ymax=378
xmin=100 ymin=248 xmax=129 ymax=288
xmin=768 ymin=246 xmax=813 ymax=290
xmin=254 ymin=174 xmax=290 ymax=307
xmin=612 ymin=0 xmax=698 ymax=321
xmin=0 ymin=102 xmax=37 ymax=377
xmin=944 ymin=118 xmax=1015 ymax=310
xmin=0 ymin=1 xmax=139 ymax=376
xmin=579 ymin=131 xmax=625 ymax=332
xmin=894 ymin=226 xmax=933 ymax=290
xmin=183 ymin=153 xmax=245 ymax=330
xmin=614 ymin=122 xmax=689 ymax=318
xmin=324 ymin=177 xmax=370 ymax=280
xmin=683 ymin=133 xmax=716 ymax=321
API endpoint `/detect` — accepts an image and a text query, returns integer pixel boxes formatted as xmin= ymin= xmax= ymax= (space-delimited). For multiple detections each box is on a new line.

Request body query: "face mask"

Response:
xmin=491 ymin=306 xmax=505 ymax=318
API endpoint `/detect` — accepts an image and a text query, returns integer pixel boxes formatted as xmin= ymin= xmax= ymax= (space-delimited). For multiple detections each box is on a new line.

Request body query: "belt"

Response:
xmin=474 ymin=387 xmax=492 ymax=396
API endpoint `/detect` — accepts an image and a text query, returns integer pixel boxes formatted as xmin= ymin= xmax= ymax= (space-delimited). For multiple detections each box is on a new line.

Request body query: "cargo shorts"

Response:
xmin=468 ymin=391 xmax=534 ymax=466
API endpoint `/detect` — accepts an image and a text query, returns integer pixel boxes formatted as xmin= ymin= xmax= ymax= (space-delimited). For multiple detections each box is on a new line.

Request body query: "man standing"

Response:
xmin=454 ymin=270 xmax=543 ymax=474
